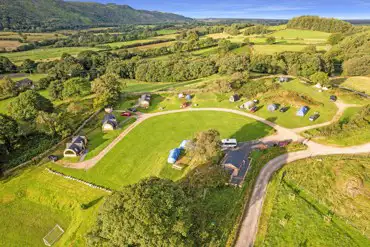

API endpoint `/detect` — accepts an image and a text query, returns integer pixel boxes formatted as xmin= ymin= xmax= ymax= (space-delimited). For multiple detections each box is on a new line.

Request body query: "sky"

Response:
xmin=70 ymin=0 xmax=370 ymax=19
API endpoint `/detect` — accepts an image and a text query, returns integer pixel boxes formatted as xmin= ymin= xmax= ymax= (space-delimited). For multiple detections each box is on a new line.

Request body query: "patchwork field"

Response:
xmin=256 ymin=155 xmax=370 ymax=247
xmin=2 ymin=47 xmax=101 ymax=64
xmin=50 ymin=111 xmax=274 ymax=189
xmin=0 ymin=167 xmax=107 ymax=247
xmin=127 ymin=41 xmax=175 ymax=51
xmin=268 ymin=28 xmax=331 ymax=41
xmin=0 ymin=40 xmax=23 ymax=51
xmin=251 ymin=44 xmax=328 ymax=54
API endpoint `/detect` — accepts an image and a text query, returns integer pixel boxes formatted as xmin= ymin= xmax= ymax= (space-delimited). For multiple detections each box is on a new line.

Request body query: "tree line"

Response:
xmin=287 ymin=16 xmax=352 ymax=33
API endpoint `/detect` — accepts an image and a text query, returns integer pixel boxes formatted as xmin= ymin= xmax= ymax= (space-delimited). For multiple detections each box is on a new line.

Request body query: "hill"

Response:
xmin=0 ymin=0 xmax=192 ymax=31
xmin=287 ymin=16 xmax=352 ymax=33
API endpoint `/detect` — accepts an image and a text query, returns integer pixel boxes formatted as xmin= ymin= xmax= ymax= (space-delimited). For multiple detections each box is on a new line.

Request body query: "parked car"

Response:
xmin=330 ymin=95 xmax=337 ymax=102
xmin=309 ymin=113 xmax=320 ymax=121
xmin=48 ymin=155 xmax=59 ymax=162
xmin=253 ymin=99 xmax=259 ymax=104
xmin=279 ymin=106 xmax=289 ymax=112
xmin=121 ymin=112 xmax=132 ymax=117
xmin=278 ymin=140 xmax=291 ymax=147
xmin=250 ymin=106 xmax=258 ymax=113
xmin=128 ymin=107 xmax=137 ymax=112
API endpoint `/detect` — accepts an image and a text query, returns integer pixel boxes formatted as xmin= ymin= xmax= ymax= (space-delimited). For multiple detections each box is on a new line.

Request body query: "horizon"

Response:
xmin=69 ymin=0 xmax=370 ymax=20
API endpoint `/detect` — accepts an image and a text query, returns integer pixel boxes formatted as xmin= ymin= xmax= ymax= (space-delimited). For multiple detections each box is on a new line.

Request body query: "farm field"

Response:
xmin=49 ymin=111 xmax=274 ymax=189
xmin=251 ymin=44 xmax=328 ymax=54
xmin=268 ymin=28 xmax=331 ymax=41
xmin=0 ymin=32 xmax=64 ymax=42
xmin=340 ymin=76 xmax=370 ymax=95
xmin=0 ymin=40 xmax=23 ymax=51
xmin=156 ymin=29 xmax=178 ymax=35
xmin=256 ymin=155 xmax=370 ymax=247
xmin=2 ymin=47 xmax=101 ymax=64
xmin=0 ymin=166 xmax=107 ymax=247
xmin=127 ymin=41 xmax=175 ymax=51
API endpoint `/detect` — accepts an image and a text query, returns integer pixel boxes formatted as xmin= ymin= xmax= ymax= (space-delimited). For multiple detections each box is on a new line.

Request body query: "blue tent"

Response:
xmin=296 ymin=106 xmax=309 ymax=117
xmin=185 ymin=94 xmax=192 ymax=101
xmin=167 ymin=148 xmax=181 ymax=164
xmin=179 ymin=140 xmax=189 ymax=150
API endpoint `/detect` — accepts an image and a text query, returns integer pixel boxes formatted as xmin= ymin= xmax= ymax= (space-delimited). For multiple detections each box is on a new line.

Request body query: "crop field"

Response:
xmin=156 ymin=29 xmax=178 ymax=35
xmin=250 ymin=44 xmax=328 ymax=54
xmin=107 ymin=39 xmax=154 ymax=48
xmin=128 ymin=41 xmax=175 ymax=50
xmin=256 ymin=155 xmax=370 ymax=246
xmin=0 ymin=40 xmax=23 ymax=51
xmin=2 ymin=47 xmax=101 ymax=64
xmin=0 ymin=32 xmax=63 ymax=42
xmin=50 ymin=111 xmax=273 ymax=189
xmin=0 ymin=166 xmax=107 ymax=247
xmin=340 ymin=76 xmax=370 ymax=94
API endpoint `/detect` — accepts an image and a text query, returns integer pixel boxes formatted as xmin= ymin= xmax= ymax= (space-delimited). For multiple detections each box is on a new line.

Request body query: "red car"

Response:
xmin=121 ymin=112 xmax=132 ymax=117
xmin=250 ymin=106 xmax=258 ymax=113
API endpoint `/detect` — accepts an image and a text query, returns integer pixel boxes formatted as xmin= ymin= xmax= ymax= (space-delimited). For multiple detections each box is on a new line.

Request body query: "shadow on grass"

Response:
xmin=231 ymin=121 xmax=275 ymax=142
xmin=81 ymin=196 xmax=104 ymax=210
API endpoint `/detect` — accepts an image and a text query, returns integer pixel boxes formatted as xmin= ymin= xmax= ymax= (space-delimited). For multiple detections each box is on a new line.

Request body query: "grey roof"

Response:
xmin=66 ymin=136 xmax=87 ymax=154
xmin=15 ymin=78 xmax=33 ymax=88
xmin=102 ymin=114 xmax=118 ymax=128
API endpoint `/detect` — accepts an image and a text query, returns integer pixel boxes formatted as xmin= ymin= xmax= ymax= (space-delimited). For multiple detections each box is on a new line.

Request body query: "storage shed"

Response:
xmin=267 ymin=104 xmax=278 ymax=112
xmin=229 ymin=94 xmax=240 ymax=102
xmin=296 ymin=106 xmax=309 ymax=117
xmin=168 ymin=148 xmax=181 ymax=164
xmin=240 ymin=101 xmax=255 ymax=110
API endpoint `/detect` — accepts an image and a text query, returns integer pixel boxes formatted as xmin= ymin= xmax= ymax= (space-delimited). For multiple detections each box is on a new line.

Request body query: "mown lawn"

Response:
xmin=256 ymin=155 xmax=370 ymax=246
xmin=49 ymin=111 xmax=273 ymax=189
xmin=2 ymin=47 xmax=101 ymax=64
xmin=0 ymin=166 xmax=108 ymax=247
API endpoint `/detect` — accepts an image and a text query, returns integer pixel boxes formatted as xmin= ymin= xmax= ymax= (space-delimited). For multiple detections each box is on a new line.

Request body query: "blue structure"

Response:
xmin=167 ymin=148 xmax=181 ymax=164
xmin=179 ymin=140 xmax=189 ymax=150
xmin=296 ymin=106 xmax=309 ymax=117
xmin=185 ymin=94 xmax=192 ymax=101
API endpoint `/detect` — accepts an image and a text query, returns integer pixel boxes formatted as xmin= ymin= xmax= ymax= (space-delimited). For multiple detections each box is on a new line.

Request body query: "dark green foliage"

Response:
xmin=87 ymin=177 xmax=193 ymax=247
xmin=244 ymin=25 xmax=271 ymax=35
xmin=35 ymin=76 xmax=55 ymax=90
xmin=62 ymin=78 xmax=90 ymax=99
xmin=342 ymin=56 xmax=370 ymax=76
xmin=20 ymin=59 xmax=36 ymax=73
xmin=238 ymin=79 xmax=279 ymax=98
xmin=309 ymin=72 xmax=329 ymax=86
xmin=327 ymin=32 xmax=370 ymax=61
xmin=0 ymin=114 xmax=18 ymax=153
xmin=8 ymin=90 xmax=53 ymax=121
xmin=92 ymin=73 xmax=121 ymax=108
xmin=287 ymin=16 xmax=352 ymax=33
xmin=0 ymin=56 xmax=16 ymax=74
xmin=217 ymin=54 xmax=250 ymax=75
xmin=0 ymin=76 xmax=17 ymax=97
xmin=217 ymin=39 xmax=233 ymax=54
xmin=36 ymin=111 xmax=73 ymax=138
xmin=48 ymin=80 xmax=64 ymax=100
xmin=266 ymin=36 xmax=276 ymax=44
xmin=0 ymin=0 xmax=191 ymax=32
xmin=328 ymin=33 xmax=344 ymax=45
xmin=224 ymin=25 xmax=240 ymax=35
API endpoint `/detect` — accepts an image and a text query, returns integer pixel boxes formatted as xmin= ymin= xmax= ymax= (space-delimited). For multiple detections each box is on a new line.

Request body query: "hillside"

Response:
xmin=0 ymin=0 xmax=192 ymax=31
xmin=287 ymin=16 xmax=352 ymax=33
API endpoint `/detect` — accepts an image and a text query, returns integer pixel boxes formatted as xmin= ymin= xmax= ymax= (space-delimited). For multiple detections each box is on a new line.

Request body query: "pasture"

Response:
xmin=2 ymin=47 xmax=101 ymax=64
xmin=0 ymin=166 xmax=107 ymax=247
xmin=268 ymin=28 xmax=331 ymax=41
xmin=0 ymin=40 xmax=23 ymax=51
xmin=251 ymin=44 xmax=328 ymax=55
xmin=340 ymin=76 xmax=370 ymax=95
xmin=49 ymin=111 xmax=273 ymax=189
xmin=256 ymin=155 xmax=370 ymax=246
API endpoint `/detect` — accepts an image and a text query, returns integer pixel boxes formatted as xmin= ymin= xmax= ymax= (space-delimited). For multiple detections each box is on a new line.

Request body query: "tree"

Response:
xmin=0 ymin=56 xmax=16 ymax=74
xmin=9 ymin=90 xmax=53 ymax=121
xmin=218 ymin=39 xmax=233 ymax=54
xmin=62 ymin=77 xmax=90 ymax=98
xmin=48 ymin=80 xmax=64 ymax=100
xmin=87 ymin=177 xmax=193 ymax=247
xmin=0 ymin=76 xmax=16 ymax=97
xmin=92 ymin=73 xmax=121 ymax=108
xmin=303 ymin=45 xmax=317 ymax=54
xmin=188 ymin=129 xmax=221 ymax=166
xmin=0 ymin=114 xmax=18 ymax=153
xmin=20 ymin=59 xmax=36 ymax=73
xmin=343 ymin=56 xmax=370 ymax=76
xmin=266 ymin=36 xmax=276 ymax=44
xmin=310 ymin=72 xmax=329 ymax=86
xmin=328 ymin=33 xmax=344 ymax=45
xmin=36 ymin=111 xmax=72 ymax=137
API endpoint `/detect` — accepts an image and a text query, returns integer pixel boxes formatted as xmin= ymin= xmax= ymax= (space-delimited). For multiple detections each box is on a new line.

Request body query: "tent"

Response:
xmin=167 ymin=148 xmax=181 ymax=164
xmin=229 ymin=94 xmax=240 ymax=102
xmin=179 ymin=140 xmax=189 ymax=150
xmin=240 ymin=101 xmax=255 ymax=110
xmin=296 ymin=106 xmax=309 ymax=117
xmin=267 ymin=104 xmax=278 ymax=112
xmin=178 ymin=93 xmax=184 ymax=98
xmin=185 ymin=94 xmax=192 ymax=101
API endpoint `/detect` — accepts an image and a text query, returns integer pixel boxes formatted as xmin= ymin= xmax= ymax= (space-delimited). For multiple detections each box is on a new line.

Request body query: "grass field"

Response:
xmin=0 ymin=40 xmax=23 ymax=51
xmin=3 ymin=47 xmax=101 ymax=64
xmin=269 ymin=28 xmax=331 ymax=41
xmin=49 ymin=111 xmax=273 ymax=189
xmin=341 ymin=77 xmax=370 ymax=95
xmin=0 ymin=166 xmax=107 ymax=247
xmin=304 ymin=106 xmax=370 ymax=146
xmin=127 ymin=41 xmax=174 ymax=51
xmin=0 ymin=32 xmax=63 ymax=42
xmin=156 ymin=29 xmax=178 ymax=35
xmin=256 ymin=155 xmax=370 ymax=246
xmin=250 ymin=44 xmax=328 ymax=55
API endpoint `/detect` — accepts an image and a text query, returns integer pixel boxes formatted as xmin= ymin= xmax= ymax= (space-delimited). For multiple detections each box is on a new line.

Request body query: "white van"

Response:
xmin=221 ymin=139 xmax=238 ymax=148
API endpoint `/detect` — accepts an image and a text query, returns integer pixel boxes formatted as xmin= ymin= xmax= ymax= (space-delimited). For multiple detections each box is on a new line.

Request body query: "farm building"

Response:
xmin=15 ymin=78 xmax=34 ymax=91
xmin=229 ymin=94 xmax=240 ymax=102
xmin=240 ymin=101 xmax=255 ymax=110
xmin=296 ymin=106 xmax=309 ymax=117
xmin=138 ymin=94 xmax=151 ymax=108
xmin=278 ymin=77 xmax=289 ymax=83
xmin=63 ymin=136 xmax=87 ymax=157
xmin=102 ymin=114 xmax=118 ymax=131
xmin=267 ymin=104 xmax=278 ymax=112
xmin=168 ymin=148 xmax=181 ymax=164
